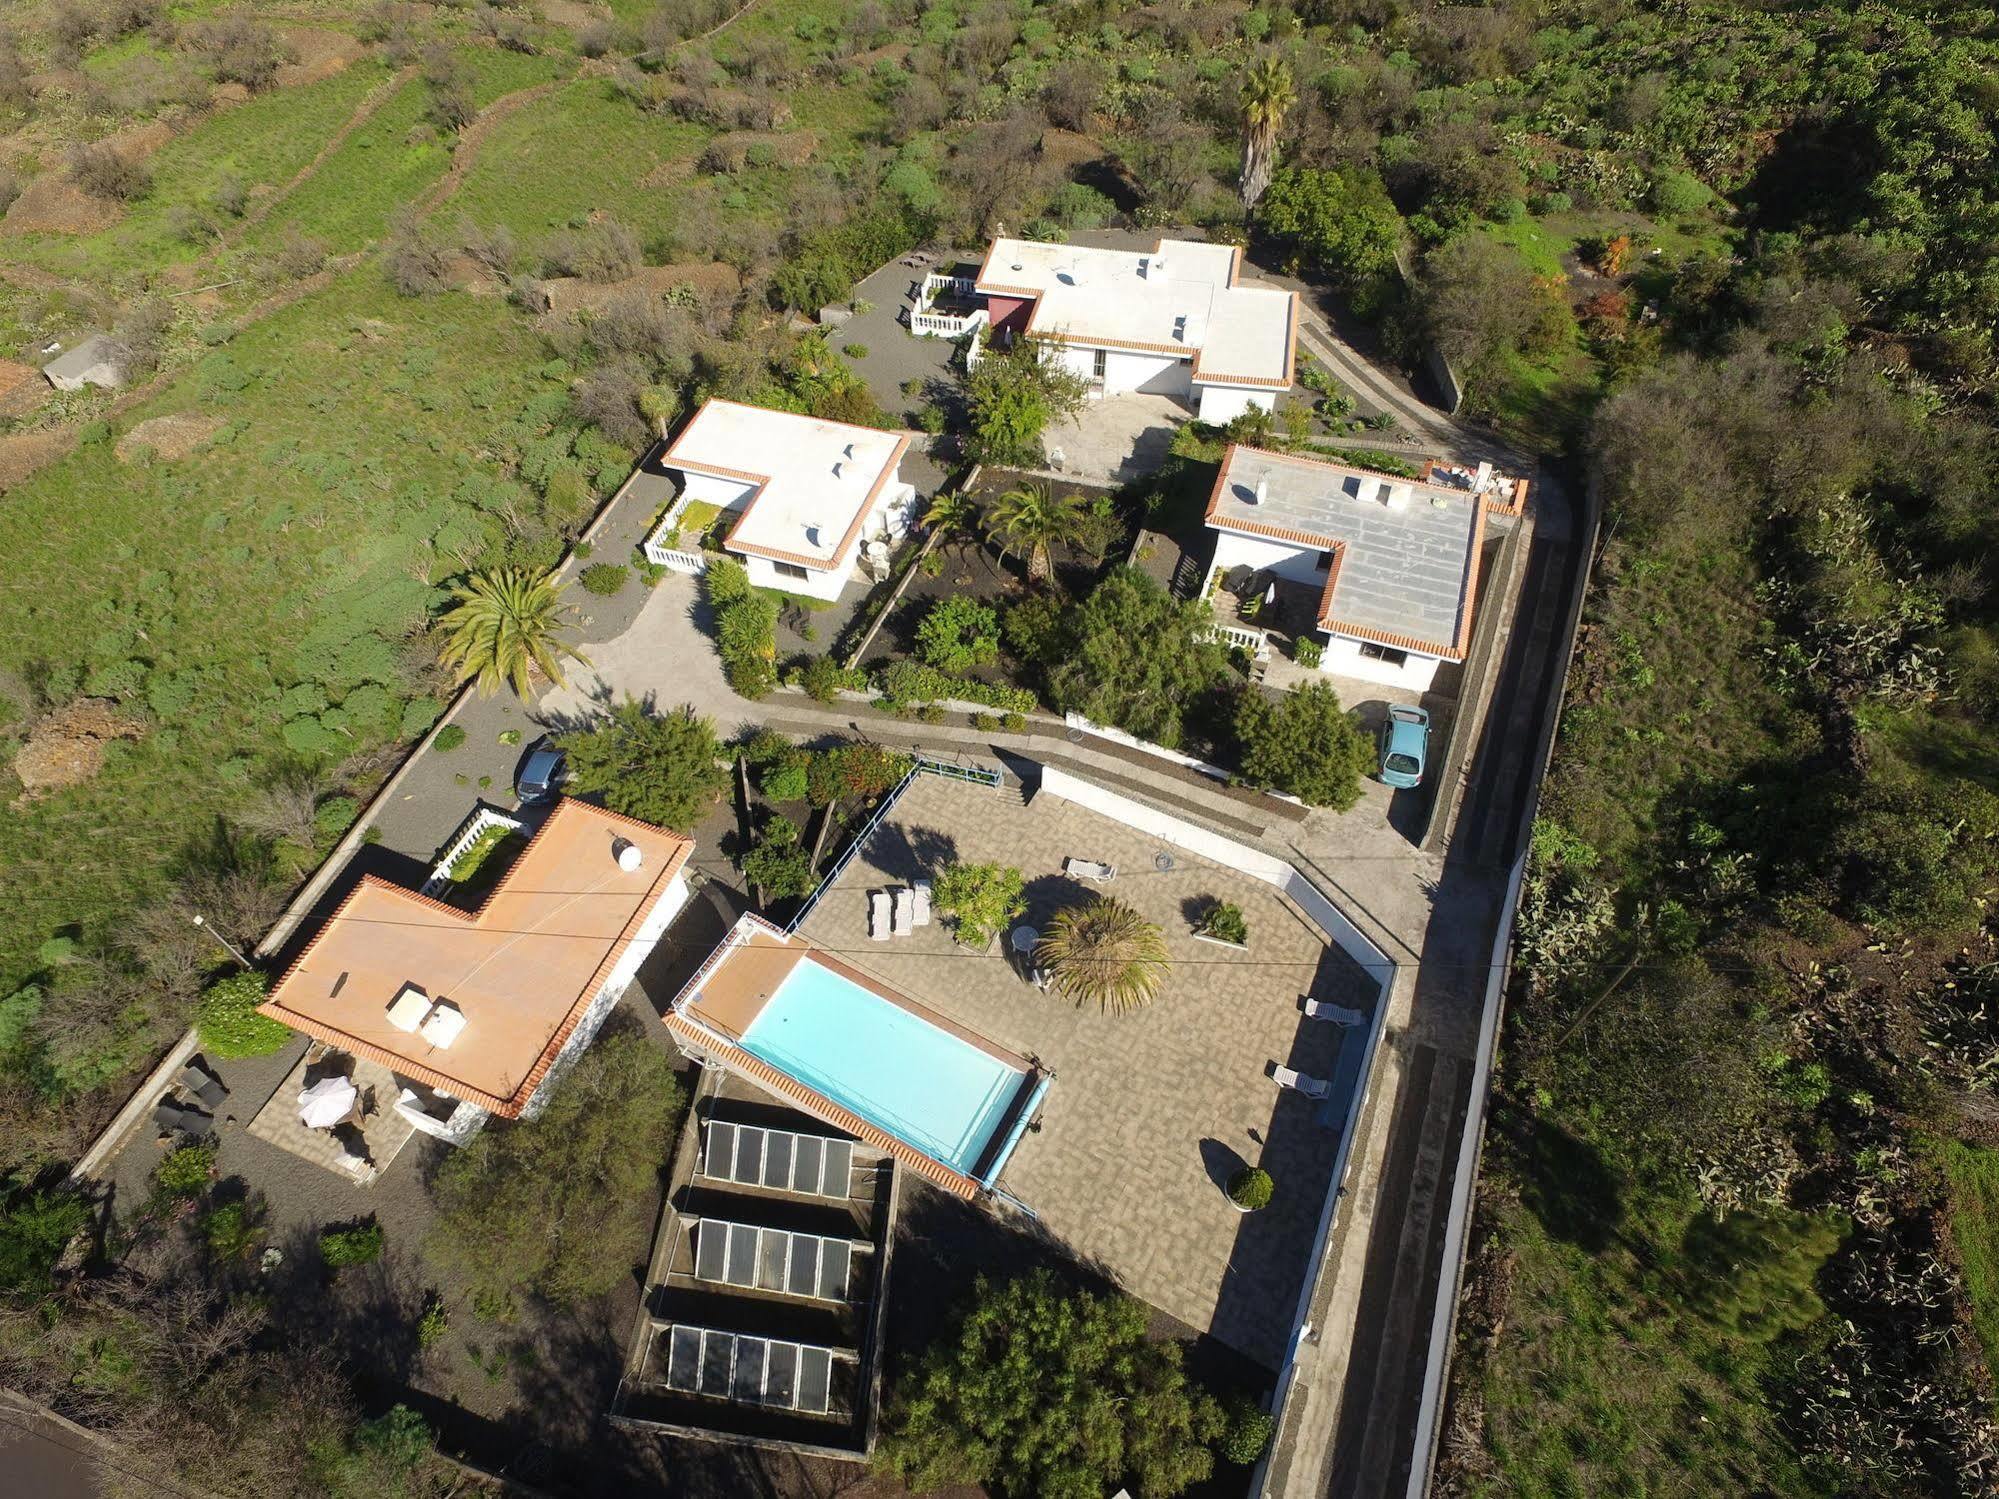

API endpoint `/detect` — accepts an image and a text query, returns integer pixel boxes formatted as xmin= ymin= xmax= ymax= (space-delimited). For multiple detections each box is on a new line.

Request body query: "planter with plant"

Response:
xmin=1227 ymin=1166 xmax=1273 ymax=1213
xmin=1193 ymin=900 xmax=1249 ymax=948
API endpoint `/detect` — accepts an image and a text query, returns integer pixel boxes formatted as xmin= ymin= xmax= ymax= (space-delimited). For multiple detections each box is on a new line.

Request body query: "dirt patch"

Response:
xmin=102 ymin=119 xmax=177 ymax=164
xmin=211 ymin=81 xmax=253 ymax=109
xmin=11 ymin=698 xmax=147 ymax=803
xmin=701 ymin=128 xmax=817 ymax=172
xmin=637 ymin=157 xmax=695 ymax=189
xmin=0 ymin=430 xmax=70 ymax=492
xmin=529 ymin=261 xmax=741 ymax=315
xmin=1041 ymin=127 xmax=1110 ymax=174
xmin=275 ymin=27 xmax=367 ymax=89
xmin=540 ymin=0 xmax=609 ymax=25
xmin=115 ymin=413 xmax=222 ymax=464
xmin=2 ymin=173 xmax=125 ymax=237
xmin=26 ymin=69 xmax=89 ymax=100
xmin=850 ymin=42 xmax=909 ymax=67
xmin=439 ymin=251 xmax=504 ymax=296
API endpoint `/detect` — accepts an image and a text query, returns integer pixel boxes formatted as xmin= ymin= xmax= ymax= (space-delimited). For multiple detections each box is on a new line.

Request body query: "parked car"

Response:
xmin=1378 ymin=705 xmax=1430 ymax=789
xmin=515 ymin=738 xmax=569 ymax=803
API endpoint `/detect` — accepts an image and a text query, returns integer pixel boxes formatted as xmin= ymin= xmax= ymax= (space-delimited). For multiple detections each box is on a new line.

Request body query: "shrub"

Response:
xmin=843 ymin=342 xmax=869 ymax=358
xmin=1235 ymin=682 xmax=1372 ymax=808
xmin=69 ymin=143 xmax=150 ymax=202
xmin=320 ymin=1221 xmax=385 ymax=1269
xmin=878 ymin=659 xmax=1035 ymax=714
xmin=1227 ymin=1166 xmax=1274 ymax=1210
xmin=580 ymin=562 xmax=629 ymax=596
xmin=417 ymin=1298 xmax=450 ymax=1346
xmin=313 ymin=794 xmax=360 ymax=844
xmin=805 ymin=743 xmax=913 ymax=806
xmin=558 ymin=698 xmax=727 ymax=832
xmin=762 ymin=760 xmax=809 ymax=802
xmin=199 ymin=1200 xmax=264 ymax=1260
xmin=1196 ymin=901 xmax=1248 ymax=944
xmin=156 ymin=1143 xmax=217 ymax=1198
xmin=434 ymin=723 xmax=467 ymax=752
xmin=0 ymin=1190 xmax=89 ymax=1294
xmin=196 ymin=971 xmax=291 ymax=1059
xmin=707 ymin=561 xmax=779 ymax=699
xmin=743 ymin=814 xmax=815 ymax=898
xmin=1220 ymin=1396 xmax=1277 ymax=1463
xmin=916 ymin=596 xmax=1001 ymax=673
xmin=1293 ymin=636 xmax=1323 ymax=669
xmin=1004 ymin=592 xmax=1071 ymax=665
xmin=932 ymin=861 xmax=1026 ymax=947
xmin=800 ymin=653 xmax=866 ymax=703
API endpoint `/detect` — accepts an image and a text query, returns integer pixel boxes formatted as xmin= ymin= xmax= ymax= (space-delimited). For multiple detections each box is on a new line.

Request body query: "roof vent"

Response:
xmin=1384 ymin=484 xmax=1409 ymax=510
xmin=1473 ymin=460 xmax=1494 ymax=493
xmin=1172 ymin=315 xmax=1188 ymax=342
xmin=419 ymin=999 xmax=466 ymax=1049
xmin=1252 ymin=477 xmax=1268 ymax=506
xmin=386 ymin=983 xmax=431 ymax=1033
xmin=615 ymin=837 xmax=644 ymax=873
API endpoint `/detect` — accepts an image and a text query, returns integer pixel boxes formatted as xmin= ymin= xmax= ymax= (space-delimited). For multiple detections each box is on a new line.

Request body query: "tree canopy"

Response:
xmin=1235 ymin=682 xmax=1373 ymax=809
xmin=963 ymin=342 xmax=1090 ymax=467
xmin=1048 ymin=570 xmax=1228 ymax=750
xmin=877 ymin=1270 xmax=1225 ymax=1498
xmin=558 ymin=698 xmax=727 ymax=833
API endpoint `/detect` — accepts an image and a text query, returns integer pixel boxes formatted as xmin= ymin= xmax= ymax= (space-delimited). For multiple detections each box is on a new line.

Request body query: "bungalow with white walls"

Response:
xmin=641 ymin=400 xmax=916 ymax=601
xmin=1203 ymin=445 xmax=1494 ymax=694
xmin=969 ymin=237 xmax=1297 ymax=424
xmin=258 ymin=799 xmax=695 ymax=1147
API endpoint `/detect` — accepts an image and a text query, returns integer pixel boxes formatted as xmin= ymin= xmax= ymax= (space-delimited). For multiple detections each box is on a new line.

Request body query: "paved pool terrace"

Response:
xmin=770 ymin=770 xmax=1380 ymax=1371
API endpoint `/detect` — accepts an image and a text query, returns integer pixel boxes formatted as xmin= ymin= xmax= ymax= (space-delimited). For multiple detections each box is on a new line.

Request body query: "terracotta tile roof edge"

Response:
xmin=662 ymin=1010 xmax=979 ymax=1198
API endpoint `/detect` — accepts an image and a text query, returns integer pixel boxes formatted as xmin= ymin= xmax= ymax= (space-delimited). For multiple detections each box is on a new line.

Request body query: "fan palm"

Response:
xmin=923 ymin=490 xmax=981 ymax=553
xmin=1035 ymin=896 xmax=1170 ymax=1015
xmin=1239 ymin=55 xmax=1295 ymax=209
xmin=438 ymin=568 xmax=589 ymax=699
xmin=986 ymin=484 xmax=1084 ymax=584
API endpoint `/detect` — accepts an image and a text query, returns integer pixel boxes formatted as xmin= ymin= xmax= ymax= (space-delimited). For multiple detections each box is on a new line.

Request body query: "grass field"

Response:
xmin=0 ymin=267 xmax=552 ymax=988
xmin=1924 ymin=1135 xmax=1999 ymax=1409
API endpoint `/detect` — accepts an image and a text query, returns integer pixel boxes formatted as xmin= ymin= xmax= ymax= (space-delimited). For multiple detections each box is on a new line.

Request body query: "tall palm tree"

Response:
xmin=1239 ymin=55 xmax=1295 ymax=210
xmin=1035 ymin=896 xmax=1170 ymax=1015
xmin=922 ymin=490 xmax=981 ymax=553
xmin=438 ymin=568 xmax=589 ymax=699
xmin=985 ymin=484 xmax=1084 ymax=584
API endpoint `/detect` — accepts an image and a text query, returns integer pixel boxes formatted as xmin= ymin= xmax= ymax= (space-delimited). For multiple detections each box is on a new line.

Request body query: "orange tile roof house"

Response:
xmin=640 ymin=400 xmax=917 ymax=602
xmin=1203 ymin=444 xmax=1526 ymax=695
xmin=260 ymin=798 xmax=696 ymax=1144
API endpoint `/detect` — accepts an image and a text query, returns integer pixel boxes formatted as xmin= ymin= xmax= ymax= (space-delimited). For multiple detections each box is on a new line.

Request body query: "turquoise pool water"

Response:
xmin=739 ymin=958 xmax=1025 ymax=1176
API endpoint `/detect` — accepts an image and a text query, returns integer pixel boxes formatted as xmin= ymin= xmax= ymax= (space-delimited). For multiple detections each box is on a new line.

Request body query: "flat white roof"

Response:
xmin=665 ymin=400 xmax=910 ymax=572
xmin=976 ymin=237 xmax=1296 ymax=388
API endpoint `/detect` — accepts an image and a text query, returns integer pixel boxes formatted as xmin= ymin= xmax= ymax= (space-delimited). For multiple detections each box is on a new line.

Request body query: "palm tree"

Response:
xmin=438 ymin=568 xmax=589 ymax=699
xmin=922 ymin=490 xmax=981 ymax=554
xmin=1239 ymin=55 xmax=1295 ymax=210
xmin=1035 ymin=896 xmax=1170 ymax=1015
xmin=985 ymin=484 xmax=1084 ymax=584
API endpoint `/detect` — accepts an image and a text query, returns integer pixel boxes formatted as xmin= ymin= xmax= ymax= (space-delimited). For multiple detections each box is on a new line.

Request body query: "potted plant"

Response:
xmin=1227 ymin=1166 xmax=1273 ymax=1213
xmin=1194 ymin=900 xmax=1249 ymax=948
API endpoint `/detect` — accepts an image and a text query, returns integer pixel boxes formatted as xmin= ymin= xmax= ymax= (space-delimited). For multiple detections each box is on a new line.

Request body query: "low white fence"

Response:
xmin=420 ymin=807 xmax=526 ymax=897
xmin=1205 ymin=621 xmax=1273 ymax=660
xmin=641 ymin=539 xmax=707 ymax=573
xmin=911 ymin=305 xmax=986 ymax=340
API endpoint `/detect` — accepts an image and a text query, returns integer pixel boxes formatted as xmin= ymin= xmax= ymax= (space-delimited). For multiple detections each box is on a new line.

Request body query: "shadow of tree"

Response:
xmin=1499 ymin=1105 xmax=1625 ymax=1252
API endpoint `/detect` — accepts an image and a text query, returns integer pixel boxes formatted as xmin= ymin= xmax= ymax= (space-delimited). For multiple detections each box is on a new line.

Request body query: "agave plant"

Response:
xmin=438 ymin=568 xmax=589 ymax=699
xmin=1035 ymin=896 xmax=1170 ymax=1014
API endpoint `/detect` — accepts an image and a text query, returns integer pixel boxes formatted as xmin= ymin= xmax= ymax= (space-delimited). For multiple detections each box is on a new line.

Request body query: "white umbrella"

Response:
xmin=298 ymin=1075 xmax=357 ymax=1129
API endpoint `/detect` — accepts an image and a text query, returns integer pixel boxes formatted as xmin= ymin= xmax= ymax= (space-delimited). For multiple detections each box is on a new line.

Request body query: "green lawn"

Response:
xmin=1923 ymin=1135 xmax=1999 ymax=1408
xmin=0 ymin=269 xmax=555 ymax=987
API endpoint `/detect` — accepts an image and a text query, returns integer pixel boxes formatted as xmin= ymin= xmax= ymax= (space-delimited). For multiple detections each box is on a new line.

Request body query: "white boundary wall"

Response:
xmin=1033 ymin=764 xmax=1399 ymax=1467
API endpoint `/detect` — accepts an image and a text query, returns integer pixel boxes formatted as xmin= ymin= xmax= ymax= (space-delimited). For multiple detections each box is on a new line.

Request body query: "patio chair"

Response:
xmin=869 ymin=890 xmax=892 ymax=941
xmin=1064 ymin=857 xmax=1117 ymax=882
xmin=1302 ymin=999 xmax=1367 ymax=1027
xmin=911 ymin=880 xmax=932 ymax=927
xmin=177 ymin=1060 xmax=227 ymax=1110
xmin=891 ymin=887 xmax=916 ymax=937
xmin=154 ymin=1099 xmax=213 ymax=1138
xmin=1272 ymin=1066 xmax=1332 ymax=1100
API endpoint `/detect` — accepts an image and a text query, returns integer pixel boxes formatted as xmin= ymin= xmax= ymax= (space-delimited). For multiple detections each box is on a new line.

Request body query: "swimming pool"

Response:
xmin=738 ymin=957 xmax=1026 ymax=1177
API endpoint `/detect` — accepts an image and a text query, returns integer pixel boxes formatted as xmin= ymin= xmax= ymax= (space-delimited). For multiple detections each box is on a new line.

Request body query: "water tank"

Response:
xmin=615 ymin=839 xmax=644 ymax=873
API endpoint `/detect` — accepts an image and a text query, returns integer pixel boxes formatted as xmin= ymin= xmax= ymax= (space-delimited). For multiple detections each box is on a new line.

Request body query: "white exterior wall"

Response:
xmin=398 ymin=1095 xmax=488 ymax=1146
xmin=681 ymin=472 xmax=756 ymax=510
xmin=1208 ymin=527 xmax=1330 ymax=589
xmin=1319 ymin=632 xmax=1443 ymax=693
xmin=519 ymin=872 xmax=693 ymax=1120
xmin=733 ymin=480 xmax=916 ymax=601
xmin=1195 ymin=384 xmax=1277 ymax=424
xmin=1050 ymin=343 xmax=1194 ymax=400
xmin=743 ymin=553 xmax=849 ymax=600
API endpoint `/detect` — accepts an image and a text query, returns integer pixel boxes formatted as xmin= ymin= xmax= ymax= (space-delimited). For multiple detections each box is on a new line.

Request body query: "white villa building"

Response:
xmin=1203 ymin=445 xmax=1522 ymax=694
xmin=915 ymin=237 xmax=1297 ymax=424
xmin=643 ymin=400 xmax=916 ymax=601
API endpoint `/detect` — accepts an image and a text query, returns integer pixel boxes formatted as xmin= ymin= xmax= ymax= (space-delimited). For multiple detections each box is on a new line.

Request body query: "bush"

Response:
xmin=762 ymin=760 xmax=809 ymax=802
xmin=805 ymin=743 xmax=912 ymax=806
xmin=558 ymin=697 xmax=727 ymax=832
xmin=0 ymin=1190 xmax=88 ymax=1294
xmin=707 ymin=561 xmax=779 ymax=699
xmin=1227 ymin=1166 xmax=1274 ymax=1210
xmin=843 ymin=342 xmax=869 ymax=358
xmin=156 ymin=1142 xmax=217 ymax=1198
xmin=196 ymin=971 xmax=291 ymax=1059
xmin=434 ymin=723 xmax=467 ymax=751
xmin=932 ymin=861 xmax=1026 ymax=947
xmin=69 ymin=143 xmax=151 ymax=201
xmin=743 ymin=814 xmax=815 ymax=898
xmin=1235 ymin=682 xmax=1372 ymax=808
xmin=878 ymin=659 xmax=1035 ymax=714
xmin=1293 ymin=636 xmax=1323 ymax=669
xmin=1220 ymin=1396 xmax=1277 ymax=1463
xmin=799 ymin=653 xmax=866 ymax=703
xmin=320 ymin=1221 xmax=385 ymax=1269
xmin=916 ymin=596 xmax=1001 ymax=673
xmin=199 ymin=1200 xmax=264 ymax=1261
xmin=580 ymin=562 xmax=629 ymax=596
xmin=1196 ymin=901 xmax=1248 ymax=944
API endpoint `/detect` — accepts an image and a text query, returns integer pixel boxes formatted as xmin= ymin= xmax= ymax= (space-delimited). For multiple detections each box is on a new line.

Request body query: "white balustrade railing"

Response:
xmin=642 ymin=539 xmax=708 ymax=572
xmin=910 ymin=305 xmax=986 ymax=340
xmin=422 ymin=807 xmax=526 ymax=896
xmin=1206 ymin=622 xmax=1272 ymax=659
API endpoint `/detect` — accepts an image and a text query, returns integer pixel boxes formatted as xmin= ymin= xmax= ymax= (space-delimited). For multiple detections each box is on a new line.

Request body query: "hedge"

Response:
xmin=196 ymin=971 xmax=291 ymax=1059
xmin=874 ymin=660 xmax=1036 ymax=715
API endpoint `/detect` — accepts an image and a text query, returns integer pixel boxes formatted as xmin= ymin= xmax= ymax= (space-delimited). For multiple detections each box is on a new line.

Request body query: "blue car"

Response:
xmin=1378 ymin=705 xmax=1430 ymax=789
xmin=515 ymin=738 xmax=569 ymax=803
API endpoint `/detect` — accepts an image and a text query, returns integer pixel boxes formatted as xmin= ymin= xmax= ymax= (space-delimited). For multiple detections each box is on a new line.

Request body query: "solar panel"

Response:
xmin=817 ymin=1240 xmax=851 ymax=1302
xmin=757 ymin=1229 xmax=788 ymax=1292
xmin=700 ymin=1121 xmax=854 ymax=1199
xmin=694 ymin=1219 xmax=859 ymax=1302
xmin=657 ymin=1326 xmax=848 ymax=1414
xmin=785 ymin=1237 xmax=819 ymax=1298
xmin=695 ymin=1221 xmax=727 ymax=1282
xmin=727 ymin=1223 xmax=758 ymax=1285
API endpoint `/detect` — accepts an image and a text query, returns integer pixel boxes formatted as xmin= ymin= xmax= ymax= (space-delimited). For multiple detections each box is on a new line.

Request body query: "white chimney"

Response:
xmin=1474 ymin=460 xmax=1494 ymax=493
xmin=386 ymin=984 xmax=431 ymax=1033
xmin=1252 ymin=477 xmax=1268 ymax=506
xmin=420 ymin=999 xmax=466 ymax=1049
xmin=1384 ymin=484 xmax=1409 ymax=510
xmin=615 ymin=838 xmax=644 ymax=873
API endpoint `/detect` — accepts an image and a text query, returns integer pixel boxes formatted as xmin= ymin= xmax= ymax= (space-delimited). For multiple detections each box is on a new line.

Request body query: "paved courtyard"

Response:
xmin=793 ymin=771 xmax=1375 ymax=1369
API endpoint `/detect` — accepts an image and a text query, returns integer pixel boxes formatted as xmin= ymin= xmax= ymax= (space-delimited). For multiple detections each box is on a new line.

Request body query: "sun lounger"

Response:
xmin=892 ymin=887 xmax=916 ymax=937
xmin=869 ymin=891 xmax=891 ymax=941
xmin=154 ymin=1099 xmax=213 ymax=1138
xmin=912 ymin=880 xmax=932 ymax=927
xmin=1064 ymin=858 xmax=1116 ymax=881
xmin=1272 ymin=1066 xmax=1332 ymax=1099
xmin=177 ymin=1061 xmax=227 ymax=1110
xmin=1302 ymin=999 xmax=1367 ymax=1027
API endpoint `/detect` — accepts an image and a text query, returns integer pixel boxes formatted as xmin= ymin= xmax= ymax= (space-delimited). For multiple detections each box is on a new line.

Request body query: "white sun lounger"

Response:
xmin=891 ymin=887 xmax=916 ymax=937
xmin=1064 ymin=858 xmax=1116 ymax=881
xmin=912 ymin=880 xmax=932 ymax=927
xmin=869 ymin=890 xmax=891 ymax=940
xmin=1272 ymin=1065 xmax=1332 ymax=1099
xmin=1302 ymin=999 xmax=1367 ymax=1026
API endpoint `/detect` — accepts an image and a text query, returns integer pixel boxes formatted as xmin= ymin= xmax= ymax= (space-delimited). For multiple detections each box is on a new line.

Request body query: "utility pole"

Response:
xmin=191 ymin=914 xmax=253 ymax=971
